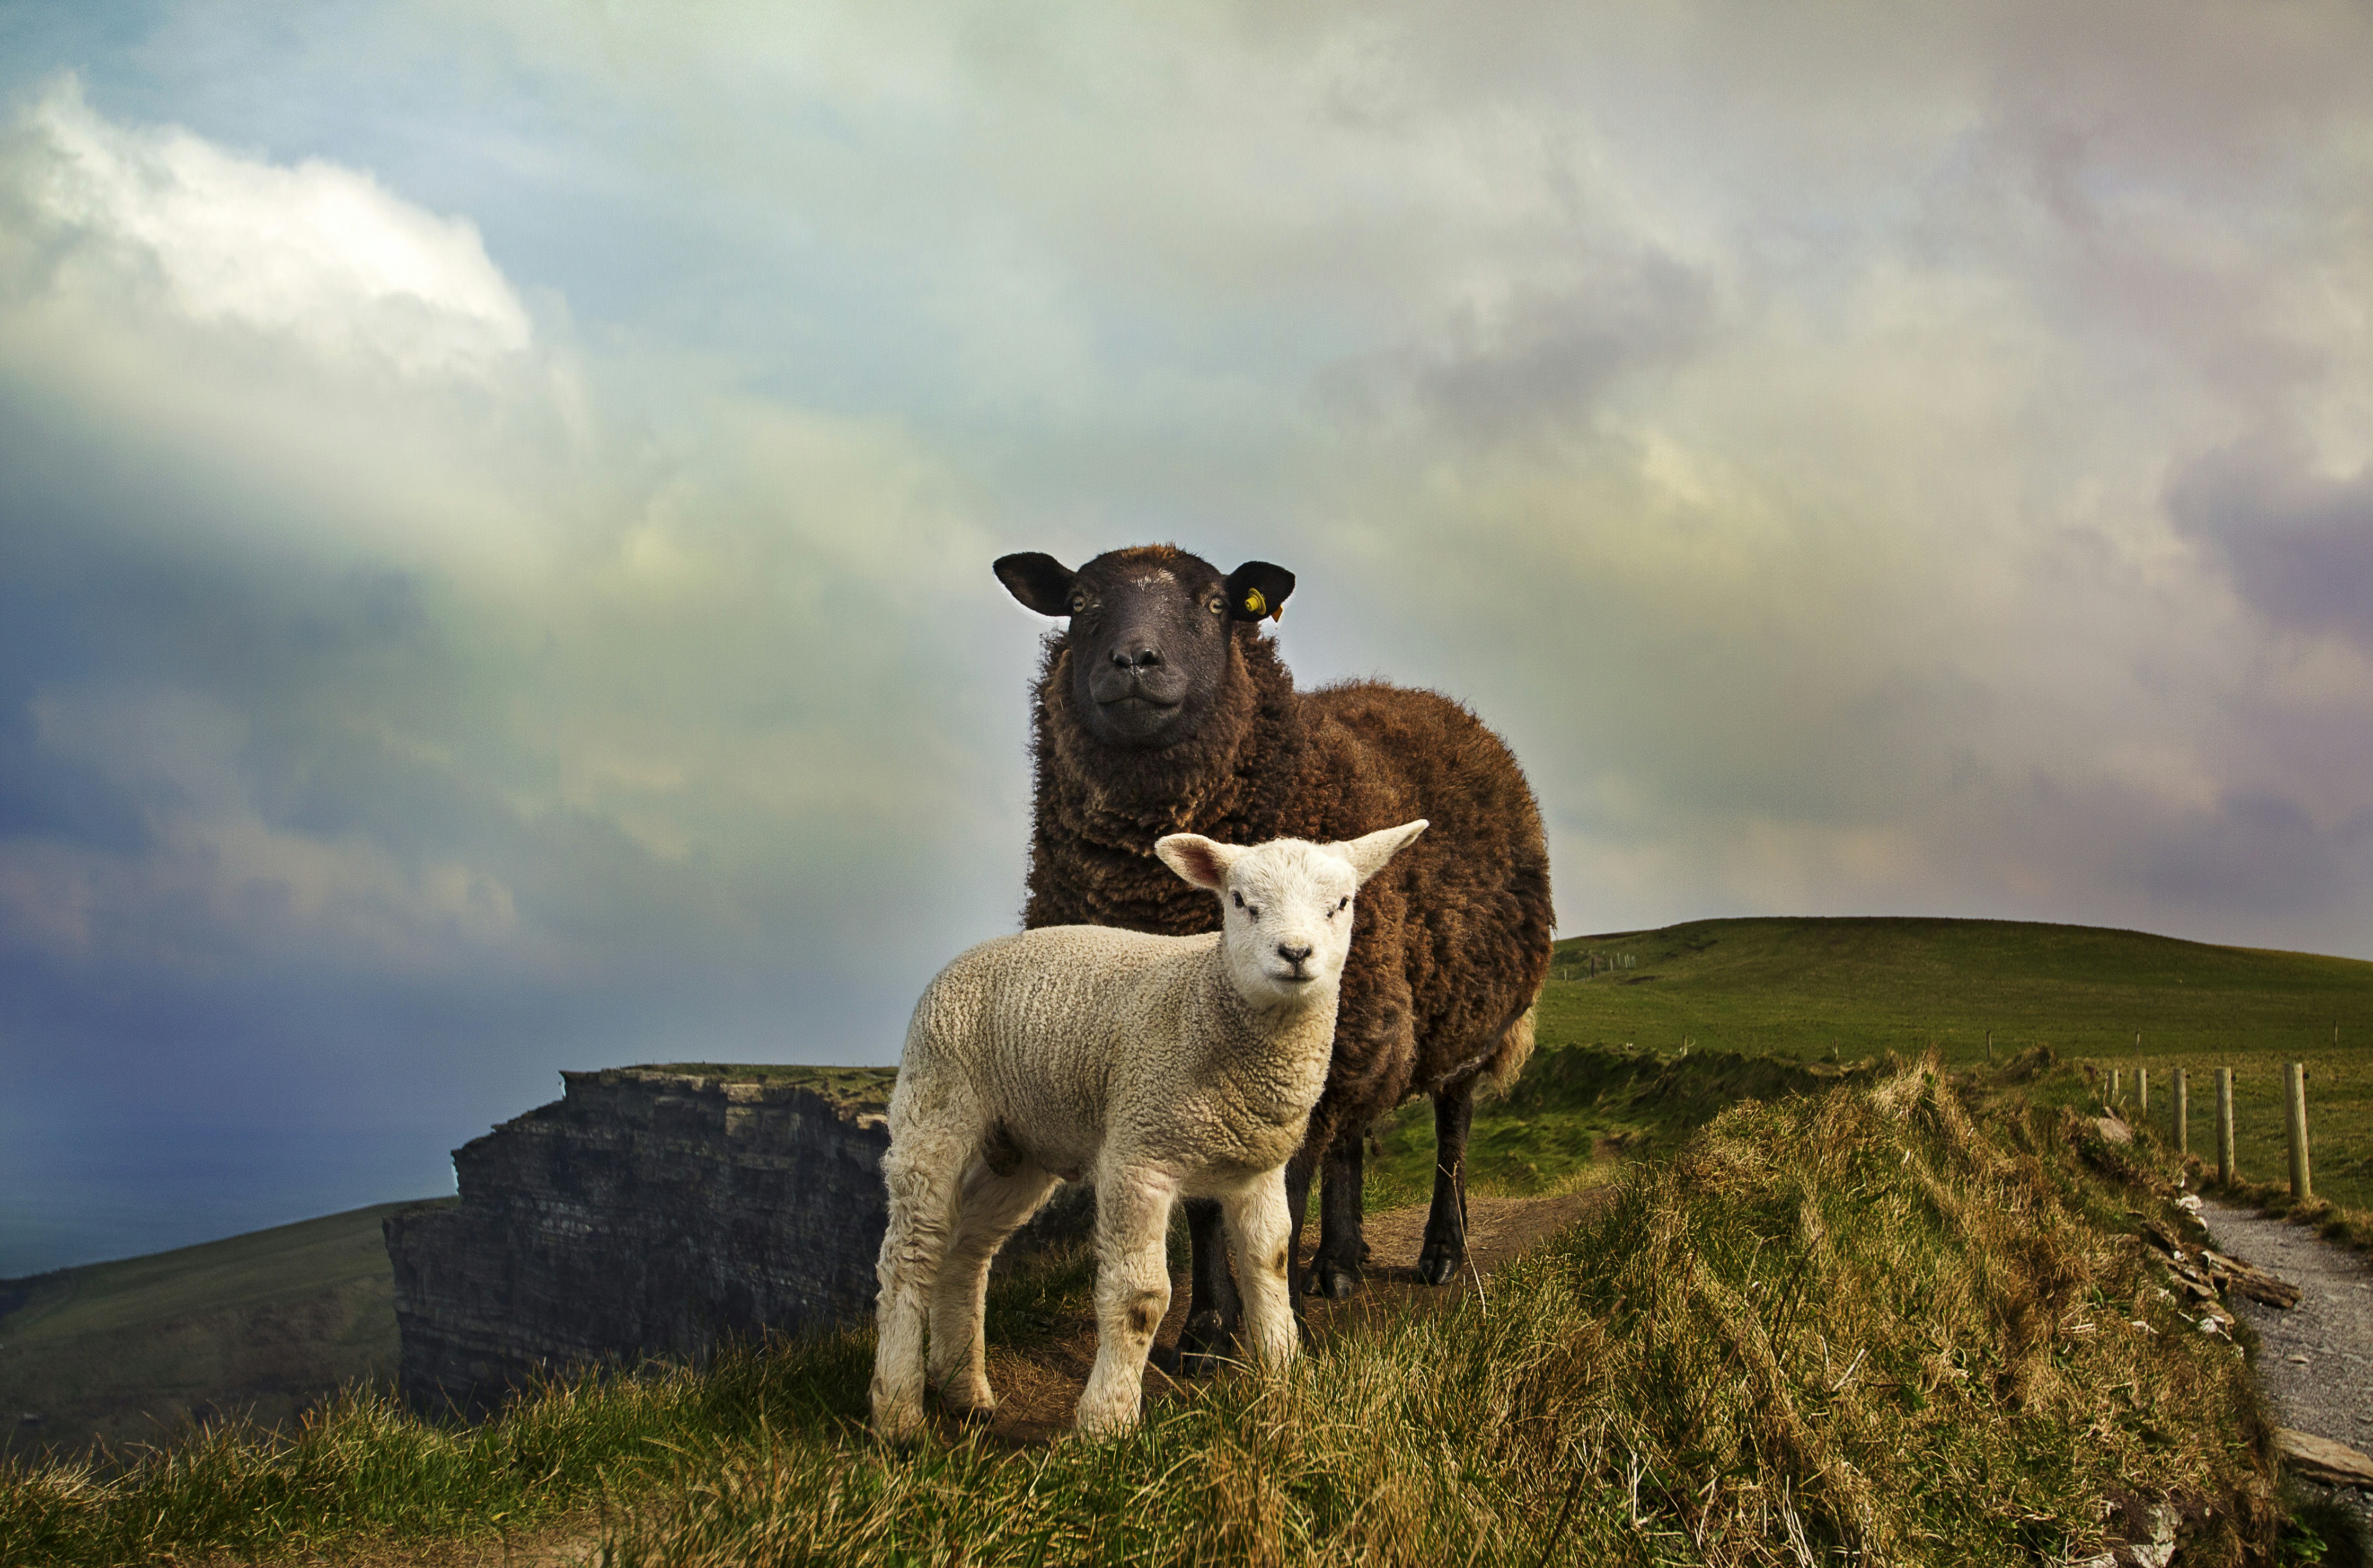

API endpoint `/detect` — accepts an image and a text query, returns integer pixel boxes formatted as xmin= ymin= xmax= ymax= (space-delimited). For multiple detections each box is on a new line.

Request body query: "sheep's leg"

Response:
xmin=869 ymin=1129 xmax=967 ymax=1441
xmin=1077 ymin=1167 xmax=1178 ymax=1435
xmin=1416 ymin=1081 xmax=1475 ymax=1286
xmin=1220 ymin=1173 xmax=1296 ymax=1371
xmin=1307 ymin=1131 xmax=1366 ymax=1300
xmin=1280 ymin=1149 xmax=1317 ymax=1307
xmin=1155 ymin=1197 xmax=1241 ymax=1379
xmin=928 ymin=1158 xmax=1057 ymax=1419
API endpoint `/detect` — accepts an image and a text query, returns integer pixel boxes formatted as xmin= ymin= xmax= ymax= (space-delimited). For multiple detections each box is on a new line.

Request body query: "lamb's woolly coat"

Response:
xmin=895 ymin=925 xmax=1333 ymax=1200
xmin=1021 ymin=577 xmax=1554 ymax=1165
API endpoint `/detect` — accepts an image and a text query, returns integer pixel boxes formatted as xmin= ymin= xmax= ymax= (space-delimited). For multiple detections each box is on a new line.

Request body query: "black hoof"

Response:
xmin=1148 ymin=1343 xmax=1183 ymax=1375
xmin=1416 ymin=1242 xmax=1463 ymax=1286
xmin=1174 ymin=1309 xmax=1235 ymax=1378
xmin=1307 ymin=1264 xmax=1361 ymax=1300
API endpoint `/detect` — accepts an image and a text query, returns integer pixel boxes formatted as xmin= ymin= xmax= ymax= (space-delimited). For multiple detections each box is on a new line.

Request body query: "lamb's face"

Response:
xmin=1152 ymin=820 xmax=1429 ymax=1011
xmin=1214 ymin=840 xmax=1363 ymax=1007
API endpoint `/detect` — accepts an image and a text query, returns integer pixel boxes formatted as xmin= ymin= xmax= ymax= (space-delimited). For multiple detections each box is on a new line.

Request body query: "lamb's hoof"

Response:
xmin=940 ymin=1373 xmax=998 ymax=1419
xmin=1415 ymin=1241 xmax=1464 ymax=1286
xmin=1172 ymin=1310 xmax=1236 ymax=1378
xmin=1307 ymin=1263 xmax=1361 ymax=1300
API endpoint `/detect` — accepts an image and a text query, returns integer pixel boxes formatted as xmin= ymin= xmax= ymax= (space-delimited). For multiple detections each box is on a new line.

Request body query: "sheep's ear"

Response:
xmin=994 ymin=553 xmax=1078 ymax=616
xmin=1155 ymin=832 xmax=1242 ymax=891
xmin=1224 ymin=561 xmax=1296 ymax=623
xmin=1335 ymin=819 xmax=1427 ymax=885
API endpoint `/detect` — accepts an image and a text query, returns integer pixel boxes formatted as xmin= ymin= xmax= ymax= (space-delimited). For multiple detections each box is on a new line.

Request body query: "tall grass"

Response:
xmin=2 ymin=1057 xmax=2279 ymax=1566
xmin=603 ymin=1058 xmax=2277 ymax=1566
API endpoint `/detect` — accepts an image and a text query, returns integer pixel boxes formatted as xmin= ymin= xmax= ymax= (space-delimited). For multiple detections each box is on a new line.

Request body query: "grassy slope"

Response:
xmin=5 ymin=915 xmax=2361 ymax=1557
xmin=1538 ymin=916 xmax=2373 ymax=1064
xmin=0 ymin=1201 xmax=449 ymax=1459
xmin=0 ymin=1059 xmax=2283 ymax=1565
xmin=1360 ymin=916 xmax=2373 ymax=1215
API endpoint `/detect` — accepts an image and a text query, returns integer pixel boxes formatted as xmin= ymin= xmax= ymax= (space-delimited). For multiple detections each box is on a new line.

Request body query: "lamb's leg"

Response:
xmin=869 ymin=1131 xmax=966 ymax=1441
xmin=1220 ymin=1173 xmax=1296 ymax=1372
xmin=1416 ymin=1080 xmax=1475 ymax=1286
xmin=928 ymin=1158 xmax=1057 ymax=1419
xmin=1156 ymin=1197 xmax=1241 ymax=1378
xmin=1077 ymin=1167 xmax=1178 ymax=1435
xmin=1307 ymin=1130 xmax=1366 ymax=1300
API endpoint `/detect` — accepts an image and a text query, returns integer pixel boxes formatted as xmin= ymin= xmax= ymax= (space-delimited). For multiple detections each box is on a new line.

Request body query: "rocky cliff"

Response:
xmin=384 ymin=1064 xmax=895 ymax=1416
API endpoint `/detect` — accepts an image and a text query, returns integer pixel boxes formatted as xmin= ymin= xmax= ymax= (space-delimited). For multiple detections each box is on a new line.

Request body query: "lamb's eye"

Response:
xmin=1069 ymin=594 xmax=1089 ymax=614
xmin=1207 ymin=596 xmax=1226 ymax=616
xmin=1231 ymin=891 xmax=1243 ymax=909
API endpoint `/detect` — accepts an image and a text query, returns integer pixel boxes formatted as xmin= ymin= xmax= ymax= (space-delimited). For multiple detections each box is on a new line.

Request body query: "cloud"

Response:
xmin=2171 ymin=440 xmax=2373 ymax=650
xmin=0 ymin=77 xmax=1029 ymax=1087
xmin=14 ymin=74 xmax=530 ymax=377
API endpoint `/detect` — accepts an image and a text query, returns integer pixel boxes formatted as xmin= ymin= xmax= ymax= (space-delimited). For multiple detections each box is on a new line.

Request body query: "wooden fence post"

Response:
xmin=2216 ymin=1067 xmax=2235 ymax=1185
xmin=2174 ymin=1068 xmax=2189 ymax=1157
xmin=2284 ymin=1061 xmax=2313 ymax=1201
xmin=2111 ymin=1068 xmax=2122 ymax=1104
xmin=1987 ymin=1030 xmax=1994 ymax=1064
xmin=2139 ymin=1067 xmax=2150 ymax=1117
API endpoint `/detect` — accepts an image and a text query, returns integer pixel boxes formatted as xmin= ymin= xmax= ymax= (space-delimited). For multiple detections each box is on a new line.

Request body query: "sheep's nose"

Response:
xmin=1109 ymin=643 xmax=1162 ymax=670
xmin=1277 ymin=943 xmax=1313 ymax=968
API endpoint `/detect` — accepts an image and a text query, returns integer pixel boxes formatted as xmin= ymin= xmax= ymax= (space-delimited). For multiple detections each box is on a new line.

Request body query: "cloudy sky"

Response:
xmin=4 ymin=2 xmax=2371 ymax=1272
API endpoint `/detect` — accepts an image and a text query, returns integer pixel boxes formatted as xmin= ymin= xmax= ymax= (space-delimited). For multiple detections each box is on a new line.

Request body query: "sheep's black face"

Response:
xmin=995 ymin=547 xmax=1296 ymax=750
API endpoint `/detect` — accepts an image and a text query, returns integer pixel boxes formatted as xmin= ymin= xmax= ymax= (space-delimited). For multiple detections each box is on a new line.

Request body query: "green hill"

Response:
xmin=1540 ymin=915 xmax=2373 ymax=1061
xmin=0 ymin=1200 xmax=450 ymax=1459
xmin=1537 ymin=916 xmax=2373 ymax=1200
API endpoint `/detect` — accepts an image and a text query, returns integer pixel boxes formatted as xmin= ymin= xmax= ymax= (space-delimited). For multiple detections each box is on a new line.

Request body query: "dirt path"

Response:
xmin=2196 ymin=1198 xmax=2373 ymax=1523
xmin=976 ymin=1185 xmax=1615 ymax=1444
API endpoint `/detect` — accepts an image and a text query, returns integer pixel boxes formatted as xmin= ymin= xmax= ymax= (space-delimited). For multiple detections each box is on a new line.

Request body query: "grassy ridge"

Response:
xmin=1540 ymin=917 xmax=2373 ymax=1064
xmin=0 ymin=1058 xmax=2280 ymax=1565
xmin=0 ymin=1202 xmax=444 ymax=1459
xmin=1522 ymin=916 xmax=2373 ymax=1210
xmin=1362 ymin=1042 xmax=1851 ymax=1213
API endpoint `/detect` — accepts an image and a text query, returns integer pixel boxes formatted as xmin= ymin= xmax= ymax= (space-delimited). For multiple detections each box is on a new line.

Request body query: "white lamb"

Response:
xmin=868 ymin=819 xmax=1428 ymax=1439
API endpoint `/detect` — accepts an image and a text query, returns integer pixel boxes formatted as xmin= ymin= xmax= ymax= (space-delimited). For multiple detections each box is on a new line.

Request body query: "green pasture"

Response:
xmin=0 ymin=1202 xmax=441 ymax=1458
xmin=1385 ymin=915 xmax=2373 ymax=1214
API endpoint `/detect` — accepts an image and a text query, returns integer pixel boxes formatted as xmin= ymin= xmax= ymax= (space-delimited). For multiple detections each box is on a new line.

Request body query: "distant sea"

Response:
xmin=0 ymin=1123 xmax=460 ymax=1278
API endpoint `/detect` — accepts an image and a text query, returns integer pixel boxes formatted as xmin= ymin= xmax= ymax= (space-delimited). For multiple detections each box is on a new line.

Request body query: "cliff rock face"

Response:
xmin=384 ymin=1064 xmax=894 ymax=1416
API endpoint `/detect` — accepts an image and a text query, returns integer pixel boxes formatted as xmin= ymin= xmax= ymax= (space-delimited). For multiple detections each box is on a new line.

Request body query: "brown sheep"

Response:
xmin=994 ymin=544 xmax=1554 ymax=1371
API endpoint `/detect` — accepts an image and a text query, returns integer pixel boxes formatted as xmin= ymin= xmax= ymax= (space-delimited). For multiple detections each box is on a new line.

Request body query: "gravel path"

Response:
xmin=2196 ymin=1198 xmax=2373 ymax=1520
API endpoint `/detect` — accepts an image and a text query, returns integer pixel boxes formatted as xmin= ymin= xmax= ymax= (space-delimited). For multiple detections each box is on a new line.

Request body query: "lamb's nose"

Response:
xmin=1277 ymin=943 xmax=1313 ymax=968
xmin=1109 ymin=643 xmax=1162 ymax=670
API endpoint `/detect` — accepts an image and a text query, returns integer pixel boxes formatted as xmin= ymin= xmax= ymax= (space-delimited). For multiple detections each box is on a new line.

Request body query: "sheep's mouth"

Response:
xmin=1088 ymin=687 xmax=1189 ymax=745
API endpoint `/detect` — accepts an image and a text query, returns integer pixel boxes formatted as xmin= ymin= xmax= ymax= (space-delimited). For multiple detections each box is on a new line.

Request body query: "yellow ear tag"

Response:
xmin=1243 ymin=588 xmax=1266 ymax=617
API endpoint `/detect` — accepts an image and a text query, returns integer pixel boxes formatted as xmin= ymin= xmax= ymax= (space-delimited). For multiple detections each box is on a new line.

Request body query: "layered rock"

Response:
xmin=384 ymin=1064 xmax=894 ymax=1416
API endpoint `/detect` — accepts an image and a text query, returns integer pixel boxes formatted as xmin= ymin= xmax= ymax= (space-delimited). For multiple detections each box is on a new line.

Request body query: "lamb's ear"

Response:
xmin=1155 ymin=832 xmax=1243 ymax=891
xmin=1224 ymin=560 xmax=1296 ymax=623
xmin=994 ymin=553 xmax=1078 ymax=616
xmin=1335 ymin=819 xmax=1427 ymax=885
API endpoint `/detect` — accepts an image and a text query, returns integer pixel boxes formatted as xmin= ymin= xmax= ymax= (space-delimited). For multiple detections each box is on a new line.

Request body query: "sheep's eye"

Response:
xmin=1231 ymin=891 xmax=1243 ymax=909
xmin=1336 ymin=896 xmax=1350 ymax=913
xmin=1207 ymin=595 xmax=1226 ymax=616
xmin=1069 ymin=594 xmax=1089 ymax=614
